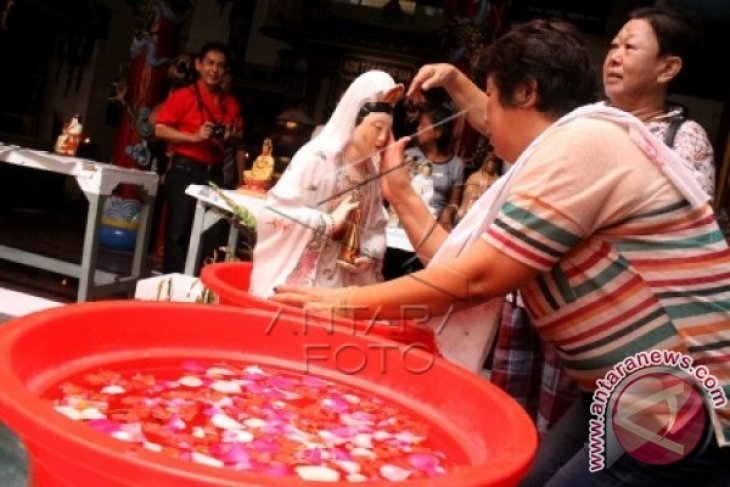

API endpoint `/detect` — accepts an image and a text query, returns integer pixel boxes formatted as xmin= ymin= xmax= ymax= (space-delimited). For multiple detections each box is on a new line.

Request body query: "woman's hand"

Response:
xmin=407 ymin=63 xmax=459 ymax=99
xmin=272 ymin=285 xmax=353 ymax=318
xmin=439 ymin=209 xmax=456 ymax=232
xmin=379 ymin=132 xmax=413 ymax=203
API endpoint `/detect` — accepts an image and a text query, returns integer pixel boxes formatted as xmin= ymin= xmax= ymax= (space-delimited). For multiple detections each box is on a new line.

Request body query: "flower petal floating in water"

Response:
xmin=243 ymin=417 xmax=267 ymax=429
xmin=192 ymin=451 xmax=224 ymax=468
xmin=86 ymin=419 xmax=122 ymax=435
xmin=54 ymin=405 xmax=82 ymax=421
xmin=101 ymin=385 xmax=125 ymax=395
xmin=210 ymin=380 xmax=241 ymax=394
xmin=211 ymin=412 xmax=245 ymax=431
xmin=143 ymin=441 xmax=163 ymax=452
xmin=380 ymin=464 xmax=413 ymax=482
xmin=221 ymin=429 xmax=254 ymax=443
xmin=334 ymin=459 xmax=361 ymax=474
xmin=80 ymin=408 xmax=107 ymax=420
xmin=52 ymin=361 xmax=454 ymax=481
xmin=178 ymin=375 xmax=204 ymax=388
xmin=206 ymin=367 xmax=236 ymax=377
xmin=409 ymin=453 xmax=444 ymax=476
xmin=295 ymin=465 xmax=341 ymax=482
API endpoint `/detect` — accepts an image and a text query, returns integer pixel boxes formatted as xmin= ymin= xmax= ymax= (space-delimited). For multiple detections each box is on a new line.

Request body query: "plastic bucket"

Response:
xmin=0 ymin=302 xmax=537 ymax=486
xmin=200 ymin=261 xmax=438 ymax=354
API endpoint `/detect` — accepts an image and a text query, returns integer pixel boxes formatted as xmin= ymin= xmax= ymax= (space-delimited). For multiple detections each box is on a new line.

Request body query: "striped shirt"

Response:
xmin=484 ymin=118 xmax=730 ymax=444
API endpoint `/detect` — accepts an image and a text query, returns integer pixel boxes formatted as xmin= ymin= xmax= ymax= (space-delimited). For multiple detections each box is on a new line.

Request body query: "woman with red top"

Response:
xmin=154 ymin=41 xmax=243 ymax=273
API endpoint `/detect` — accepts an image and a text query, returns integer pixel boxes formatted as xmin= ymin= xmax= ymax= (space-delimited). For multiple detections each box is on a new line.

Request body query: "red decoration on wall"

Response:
xmin=111 ymin=1 xmax=189 ymax=196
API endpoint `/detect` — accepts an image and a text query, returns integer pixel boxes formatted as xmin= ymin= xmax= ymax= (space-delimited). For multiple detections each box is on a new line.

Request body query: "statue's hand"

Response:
xmin=336 ymin=256 xmax=373 ymax=274
xmin=330 ymin=195 xmax=359 ymax=239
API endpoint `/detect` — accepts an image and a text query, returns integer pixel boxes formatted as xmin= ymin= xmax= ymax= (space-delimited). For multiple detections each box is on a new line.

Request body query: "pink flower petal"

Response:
xmin=380 ymin=464 xmax=413 ymax=482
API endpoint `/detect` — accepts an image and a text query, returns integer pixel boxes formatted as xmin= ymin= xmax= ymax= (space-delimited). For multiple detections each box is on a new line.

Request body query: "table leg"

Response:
xmin=184 ymin=200 xmax=207 ymax=275
xmin=131 ymin=190 xmax=155 ymax=281
xmin=77 ymin=193 xmax=104 ymax=301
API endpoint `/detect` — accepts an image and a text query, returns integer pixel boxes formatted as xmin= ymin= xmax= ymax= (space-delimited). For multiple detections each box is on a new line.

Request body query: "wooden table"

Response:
xmin=0 ymin=144 xmax=159 ymax=301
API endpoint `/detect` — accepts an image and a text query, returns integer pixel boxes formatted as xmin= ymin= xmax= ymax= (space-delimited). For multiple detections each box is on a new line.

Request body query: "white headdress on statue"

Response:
xmin=302 ymin=70 xmax=404 ymax=158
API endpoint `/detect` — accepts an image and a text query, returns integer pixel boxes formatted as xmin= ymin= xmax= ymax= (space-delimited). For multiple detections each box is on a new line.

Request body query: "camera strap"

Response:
xmin=192 ymin=83 xmax=226 ymax=124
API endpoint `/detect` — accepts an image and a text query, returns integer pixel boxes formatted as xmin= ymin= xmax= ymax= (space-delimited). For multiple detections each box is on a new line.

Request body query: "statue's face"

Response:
xmin=350 ymin=112 xmax=393 ymax=160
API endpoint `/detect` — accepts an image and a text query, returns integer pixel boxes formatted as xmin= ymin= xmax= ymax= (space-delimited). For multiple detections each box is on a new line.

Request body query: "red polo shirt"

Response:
xmin=156 ymin=80 xmax=243 ymax=165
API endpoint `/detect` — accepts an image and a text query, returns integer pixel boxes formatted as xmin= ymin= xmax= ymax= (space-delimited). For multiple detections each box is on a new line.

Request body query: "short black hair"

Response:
xmin=476 ymin=19 xmax=598 ymax=117
xmin=197 ymin=41 xmax=229 ymax=64
xmin=628 ymin=5 xmax=703 ymax=87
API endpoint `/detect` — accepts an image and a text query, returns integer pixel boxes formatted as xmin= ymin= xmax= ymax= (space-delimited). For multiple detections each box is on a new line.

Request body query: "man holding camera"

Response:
xmin=155 ymin=41 xmax=243 ymax=273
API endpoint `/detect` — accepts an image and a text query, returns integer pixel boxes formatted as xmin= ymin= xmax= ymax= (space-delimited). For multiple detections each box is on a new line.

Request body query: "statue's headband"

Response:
xmin=355 ymin=102 xmax=394 ymax=125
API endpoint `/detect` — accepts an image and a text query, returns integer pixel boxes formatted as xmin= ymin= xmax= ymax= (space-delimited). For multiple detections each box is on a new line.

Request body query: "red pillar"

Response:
xmin=111 ymin=1 xmax=189 ymax=197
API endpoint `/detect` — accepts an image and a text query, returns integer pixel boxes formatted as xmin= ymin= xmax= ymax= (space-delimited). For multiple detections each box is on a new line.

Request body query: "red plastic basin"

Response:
xmin=201 ymin=261 xmax=438 ymax=354
xmin=0 ymin=301 xmax=536 ymax=486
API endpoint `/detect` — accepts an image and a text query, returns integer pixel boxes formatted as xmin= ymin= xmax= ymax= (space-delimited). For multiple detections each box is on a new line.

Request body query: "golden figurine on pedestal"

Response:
xmin=242 ymin=138 xmax=275 ymax=192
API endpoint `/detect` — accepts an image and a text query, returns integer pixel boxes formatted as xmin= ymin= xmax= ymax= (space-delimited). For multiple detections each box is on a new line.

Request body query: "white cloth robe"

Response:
xmin=250 ymin=146 xmax=388 ymax=298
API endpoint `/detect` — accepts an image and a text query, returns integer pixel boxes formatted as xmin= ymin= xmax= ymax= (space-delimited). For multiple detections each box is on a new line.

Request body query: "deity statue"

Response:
xmin=54 ymin=114 xmax=84 ymax=157
xmin=242 ymin=138 xmax=275 ymax=191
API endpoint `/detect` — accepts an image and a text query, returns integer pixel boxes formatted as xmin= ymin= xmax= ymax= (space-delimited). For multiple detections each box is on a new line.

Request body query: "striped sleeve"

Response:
xmin=484 ymin=195 xmax=585 ymax=272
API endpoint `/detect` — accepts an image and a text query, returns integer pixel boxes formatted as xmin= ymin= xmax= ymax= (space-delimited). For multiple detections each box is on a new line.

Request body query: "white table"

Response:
xmin=183 ymin=184 xmax=413 ymax=275
xmin=0 ymin=144 xmax=159 ymax=301
xmin=184 ymin=185 xmax=265 ymax=275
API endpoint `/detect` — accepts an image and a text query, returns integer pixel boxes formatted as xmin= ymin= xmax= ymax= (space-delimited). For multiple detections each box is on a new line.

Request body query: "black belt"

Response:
xmin=171 ymin=154 xmax=222 ymax=174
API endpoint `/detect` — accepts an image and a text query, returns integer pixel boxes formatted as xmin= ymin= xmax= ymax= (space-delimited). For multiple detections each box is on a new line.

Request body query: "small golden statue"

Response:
xmin=338 ymin=207 xmax=361 ymax=265
xmin=242 ymin=138 xmax=275 ymax=192
xmin=54 ymin=114 xmax=84 ymax=157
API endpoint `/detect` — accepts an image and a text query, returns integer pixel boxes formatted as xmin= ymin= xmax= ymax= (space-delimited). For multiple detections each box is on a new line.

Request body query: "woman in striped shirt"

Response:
xmin=274 ymin=19 xmax=730 ymax=485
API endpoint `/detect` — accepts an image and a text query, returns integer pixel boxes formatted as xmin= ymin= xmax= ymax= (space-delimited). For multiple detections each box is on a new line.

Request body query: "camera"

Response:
xmin=210 ymin=123 xmax=225 ymax=141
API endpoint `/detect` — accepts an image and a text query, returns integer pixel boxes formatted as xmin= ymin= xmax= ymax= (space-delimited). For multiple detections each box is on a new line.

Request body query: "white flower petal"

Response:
xmin=210 ymin=380 xmax=241 ymax=394
xmin=54 ymin=405 xmax=82 ymax=421
xmin=206 ymin=367 xmax=235 ymax=377
xmin=380 ymin=464 xmax=412 ymax=482
xmin=80 ymin=408 xmax=107 ymax=420
xmin=352 ymin=434 xmax=373 ymax=449
xmin=243 ymin=418 xmax=267 ymax=429
xmin=178 ymin=375 xmax=203 ymax=387
xmin=346 ymin=473 xmax=368 ymax=483
xmin=192 ymin=451 xmax=224 ymax=467
xmin=295 ymin=465 xmax=341 ymax=482
xmin=211 ymin=412 xmax=244 ymax=430
xmin=101 ymin=385 xmax=125 ymax=395
xmin=334 ymin=460 xmax=361 ymax=474
xmin=143 ymin=441 xmax=163 ymax=452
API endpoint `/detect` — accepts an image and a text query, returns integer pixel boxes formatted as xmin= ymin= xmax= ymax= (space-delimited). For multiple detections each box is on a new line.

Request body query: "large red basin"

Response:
xmin=201 ymin=261 xmax=438 ymax=354
xmin=0 ymin=301 xmax=536 ymax=486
